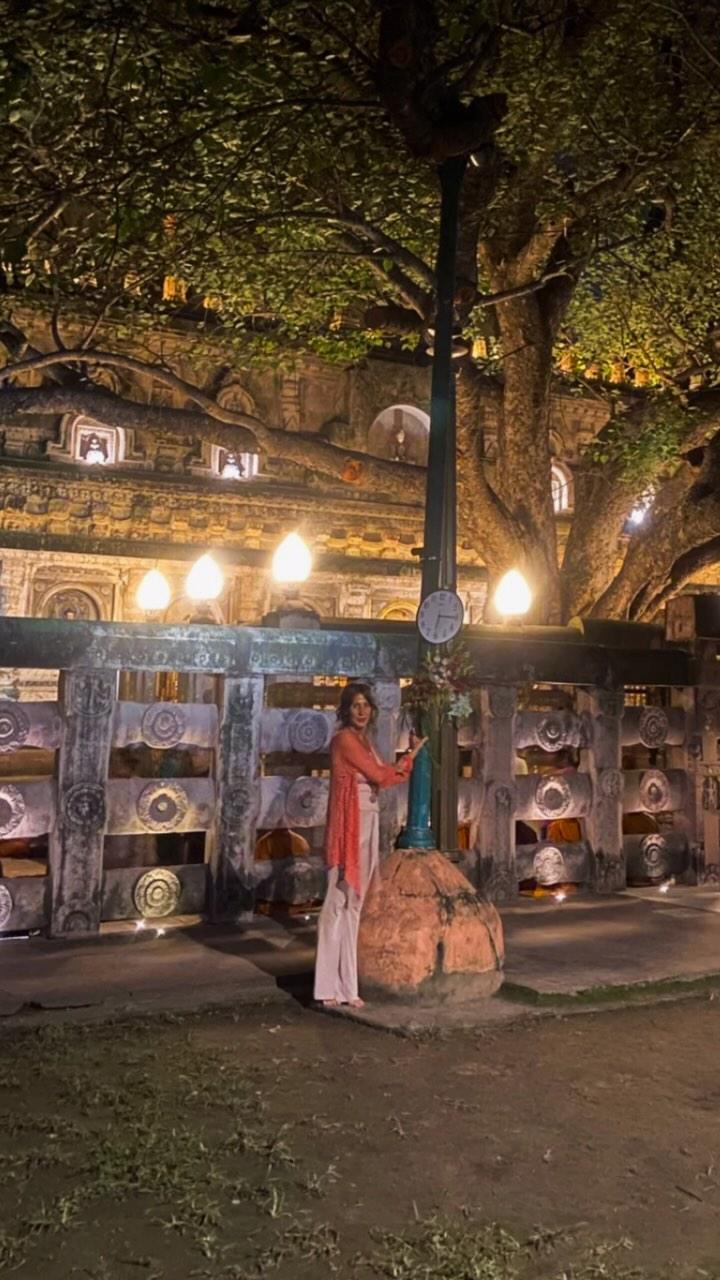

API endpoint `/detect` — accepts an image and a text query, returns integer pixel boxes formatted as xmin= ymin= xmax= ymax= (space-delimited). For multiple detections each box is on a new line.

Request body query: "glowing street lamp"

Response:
xmin=185 ymin=553 xmax=224 ymax=602
xmin=494 ymin=569 xmax=532 ymax=621
xmin=271 ymin=532 xmax=312 ymax=584
xmin=136 ymin=568 xmax=171 ymax=613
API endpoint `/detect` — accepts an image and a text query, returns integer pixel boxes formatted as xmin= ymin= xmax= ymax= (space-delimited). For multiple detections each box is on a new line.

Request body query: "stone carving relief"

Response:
xmin=638 ymin=706 xmax=669 ymax=749
xmin=0 ymin=783 xmax=25 ymax=837
xmin=285 ymin=776 xmax=328 ymax=827
xmin=599 ymin=768 xmax=623 ymax=799
xmin=534 ymin=774 xmax=572 ymax=817
xmin=133 ymin=867 xmax=182 ymax=918
xmin=43 ymin=588 xmax=100 ymax=622
xmin=699 ymin=689 xmax=720 ymax=731
xmin=639 ymin=769 xmax=671 ymax=813
xmin=0 ymin=703 xmax=30 ymax=753
xmin=702 ymin=773 xmax=720 ymax=813
xmin=58 ymin=908 xmax=93 ymax=933
xmin=223 ymin=780 xmax=251 ymax=826
xmin=288 ymin=710 xmax=330 ymax=755
xmin=0 ymin=884 xmax=13 ymax=930
xmin=596 ymin=690 xmax=624 ymax=720
xmin=640 ymin=834 xmax=670 ymax=879
xmin=64 ymin=783 xmax=107 ymax=831
xmin=68 ymin=675 xmax=114 ymax=718
xmin=137 ymin=781 xmax=189 ymax=833
xmin=533 ymin=845 xmax=567 ymax=886
xmin=141 ymin=703 xmax=187 ymax=750
xmin=488 ymin=687 xmax=516 ymax=719
xmin=534 ymin=711 xmax=584 ymax=752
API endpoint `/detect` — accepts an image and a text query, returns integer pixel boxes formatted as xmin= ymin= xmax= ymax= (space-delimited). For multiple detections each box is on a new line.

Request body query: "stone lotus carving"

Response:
xmin=0 ymin=703 xmax=30 ymax=754
xmin=133 ymin=868 xmax=181 ymax=918
xmin=638 ymin=706 xmax=669 ymax=749
xmin=640 ymin=834 xmax=670 ymax=878
xmin=64 ymin=783 xmax=106 ymax=831
xmin=534 ymin=711 xmax=583 ymax=752
xmin=534 ymin=774 xmax=572 ymax=817
xmin=141 ymin=703 xmax=187 ymax=749
xmin=0 ymin=783 xmax=26 ymax=837
xmin=288 ymin=710 xmax=330 ymax=755
xmin=639 ymin=769 xmax=671 ymax=813
xmin=285 ymin=776 xmax=328 ymax=827
xmin=137 ymin=781 xmax=189 ymax=833
xmin=533 ymin=845 xmax=567 ymax=886
xmin=0 ymin=884 xmax=13 ymax=929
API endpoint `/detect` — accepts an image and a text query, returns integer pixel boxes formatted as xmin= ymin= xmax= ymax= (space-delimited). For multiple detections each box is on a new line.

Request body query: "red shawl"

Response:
xmin=324 ymin=727 xmax=412 ymax=893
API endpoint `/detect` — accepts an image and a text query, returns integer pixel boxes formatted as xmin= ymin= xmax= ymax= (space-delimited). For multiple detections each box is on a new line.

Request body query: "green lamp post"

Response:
xmin=399 ymin=155 xmax=467 ymax=853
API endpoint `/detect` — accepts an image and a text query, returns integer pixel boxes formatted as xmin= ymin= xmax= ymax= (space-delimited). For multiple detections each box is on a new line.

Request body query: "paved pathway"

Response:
xmin=2 ymin=886 xmax=720 ymax=1028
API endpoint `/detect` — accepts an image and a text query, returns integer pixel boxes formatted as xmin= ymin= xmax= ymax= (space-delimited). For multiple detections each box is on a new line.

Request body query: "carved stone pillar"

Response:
xmin=210 ymin=676 xmax=264 ymax=920
xmin=48 ymin=670 xmax=116 ymax=936
xmin=476 ymin=685 xmax=517 ymax=902
xmin=579 ymin=687 xmax=624 ymax=893
xmin=690 ymin=687 xmax=720 ymax=881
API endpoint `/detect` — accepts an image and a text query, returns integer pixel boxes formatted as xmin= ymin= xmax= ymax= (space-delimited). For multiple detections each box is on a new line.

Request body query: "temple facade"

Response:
xmin=0 ymin=321 xmax=609 ymax=698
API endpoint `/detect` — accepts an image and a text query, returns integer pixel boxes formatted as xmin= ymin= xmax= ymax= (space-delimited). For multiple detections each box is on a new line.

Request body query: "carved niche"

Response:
xmin=42 ymin=589 xmax=101 ymax=622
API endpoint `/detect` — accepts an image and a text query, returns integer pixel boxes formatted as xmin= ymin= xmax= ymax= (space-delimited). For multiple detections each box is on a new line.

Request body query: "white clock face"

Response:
xmin=416 ymin=590 xmax=464 ymax=644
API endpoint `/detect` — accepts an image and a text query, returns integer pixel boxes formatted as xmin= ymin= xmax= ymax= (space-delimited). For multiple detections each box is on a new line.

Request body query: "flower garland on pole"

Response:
xmin=404 ymin=640 xmax=475 ymax=749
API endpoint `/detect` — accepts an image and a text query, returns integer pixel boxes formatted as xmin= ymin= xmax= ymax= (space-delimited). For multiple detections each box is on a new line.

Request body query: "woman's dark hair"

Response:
xmin=336 ymin=681 xmax=378 ymax=727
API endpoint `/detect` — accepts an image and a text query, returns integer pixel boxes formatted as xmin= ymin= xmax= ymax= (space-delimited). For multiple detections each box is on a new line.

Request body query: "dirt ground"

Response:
xmin=2 ymin=997 xmax=720 ymax=1279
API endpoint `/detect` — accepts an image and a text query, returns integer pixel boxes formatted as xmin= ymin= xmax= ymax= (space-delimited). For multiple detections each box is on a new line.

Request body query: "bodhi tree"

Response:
xmin=1 ymin=0 xmax=720 ymax=621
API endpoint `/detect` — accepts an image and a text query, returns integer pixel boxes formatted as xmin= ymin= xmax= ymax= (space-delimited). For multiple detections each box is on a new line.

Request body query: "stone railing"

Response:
xmin=0 ymin=612 xmax=716 ymax=935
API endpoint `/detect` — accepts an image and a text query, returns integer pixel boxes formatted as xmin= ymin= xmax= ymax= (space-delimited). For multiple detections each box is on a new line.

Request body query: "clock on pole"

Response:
xmin=416 ymin=589 xmax=464 ymax=645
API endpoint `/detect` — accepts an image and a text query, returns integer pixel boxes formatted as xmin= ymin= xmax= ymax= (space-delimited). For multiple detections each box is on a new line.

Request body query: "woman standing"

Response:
xmin=314 ymin=682 xmax=426 ymax=1008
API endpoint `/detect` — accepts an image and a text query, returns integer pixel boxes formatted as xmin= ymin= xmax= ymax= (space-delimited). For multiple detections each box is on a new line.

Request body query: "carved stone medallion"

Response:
xmin=60 ymin=908 xmax=94 ymax=933
xmin=0 ymin=884 xmax=13 ymax=929
xmin=133 ymin=868 xmax=181 ymax=918
xmin=64 ymin=783 xmax=106 ymax=831
xmin=488 ymin=781 xmax=516 ymax=812
xmin=223 ymin=780 xmax=251 ymax=826
xmin=137 ymin=781 xmax=189 ymax=833
xmin=0 ymin=703 xmax=30 ymax=754
xmin=533 ymin=845 xmax=566 ymax=886
xmin=534 ymin=774 xmax=572 ymax=817
xmin=285 ymin=776 xmax=328 ymax=827
xmin=599 ymin=768 xmax=623 ymax=799
xmin=488 ymin=686 xmax=516 ymax=719
xmin=535 ymin=711 xmax=583 ymax=752
xmin=141 ymin=703 xmax=187 ymax=750
xmin=639 ymin=769 xmax=671 ymax=813
xmin=638 ymin=706 xmax=669 ymax=749
xmin=288 ymin=710 xmax=330 ymax=755
xmin=0 ymin=784 xmax=26 ymax=837
xmin=640 ymin=833 xmax=669 ymax=878
xmin=68 ymin=675 xmax=114 ymax=718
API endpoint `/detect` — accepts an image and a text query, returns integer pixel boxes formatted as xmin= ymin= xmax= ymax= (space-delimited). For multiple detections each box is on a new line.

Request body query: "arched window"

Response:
xmin=551 ymin=461 xmax=573 ymax=514
xmin=379 ymin=601 xmax=415 ymax=621
xmin=368 ymin=405 xmax=430 ymax=466
xmin=210 ymin=445 xmax=260 ymax=481
xmin=49 ymin=415 xmax=128 ymax=467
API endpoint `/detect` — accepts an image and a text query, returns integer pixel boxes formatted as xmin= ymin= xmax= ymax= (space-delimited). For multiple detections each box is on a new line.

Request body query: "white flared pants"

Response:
xmin=314 ymin=783 xmax=379 ymax=1003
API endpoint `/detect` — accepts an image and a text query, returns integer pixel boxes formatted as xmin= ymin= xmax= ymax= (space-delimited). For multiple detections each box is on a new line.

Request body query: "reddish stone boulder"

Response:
xmin=358 ymin=848 xmax=504 ymax=1002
